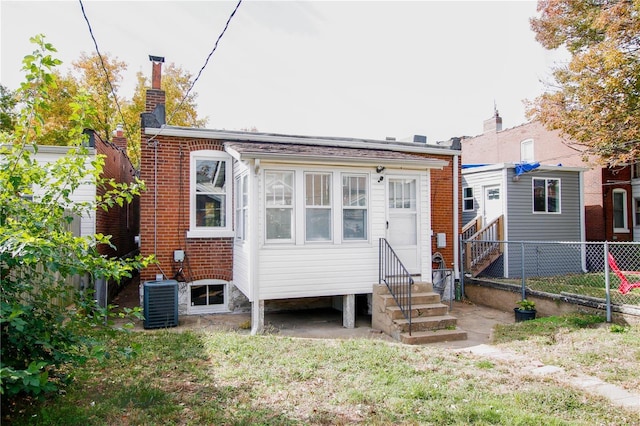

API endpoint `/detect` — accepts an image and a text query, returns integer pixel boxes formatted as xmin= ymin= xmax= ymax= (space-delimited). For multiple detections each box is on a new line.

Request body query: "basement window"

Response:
xmin=187 ymin=279 xmax=228 ymax=314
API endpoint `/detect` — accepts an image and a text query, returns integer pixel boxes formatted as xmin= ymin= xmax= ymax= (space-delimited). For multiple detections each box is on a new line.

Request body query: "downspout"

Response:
xmin=250 ymin=159 xmax=262 ymax=335
xmin=453 ymin=154 xmax=460 ymax=279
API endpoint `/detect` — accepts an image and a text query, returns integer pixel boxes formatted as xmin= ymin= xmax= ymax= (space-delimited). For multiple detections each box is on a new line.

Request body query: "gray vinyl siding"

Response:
xmin=505 ymin=168 xmax=581 ymax=241
xmin=505 ymin=168 xmax=583 ymax=277
xmin=462 ymin=165 xmax=584 ymax=278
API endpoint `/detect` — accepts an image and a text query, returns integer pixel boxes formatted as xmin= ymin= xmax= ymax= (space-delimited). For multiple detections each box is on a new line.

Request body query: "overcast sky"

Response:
xmin=1 ymin=1 xmax=566 ymax=142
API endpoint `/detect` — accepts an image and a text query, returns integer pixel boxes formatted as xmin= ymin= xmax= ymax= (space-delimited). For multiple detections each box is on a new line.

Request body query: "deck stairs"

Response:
xmin=463 ymin=215 xmax=504 ymax=277
xmin=372 ymin=281 xmax=467 ymax=345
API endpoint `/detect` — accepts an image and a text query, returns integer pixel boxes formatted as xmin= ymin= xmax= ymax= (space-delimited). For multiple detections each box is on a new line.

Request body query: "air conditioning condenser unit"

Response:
xmin=143 ymin=280 xmax=179 ymax=329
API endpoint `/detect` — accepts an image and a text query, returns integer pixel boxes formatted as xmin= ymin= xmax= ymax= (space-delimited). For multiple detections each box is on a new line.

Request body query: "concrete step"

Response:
xmin=393 ymin=314 xmax=459 ymax=333
xmin=374 ymin=281 xmax=434 ymax=295
xmin=378 ymin=292 xmax=441 ymax=308
xmin=400 ymin=328 xmax=468 ymax=345
xmin=385 ymin=303 xmax=449 ymax=320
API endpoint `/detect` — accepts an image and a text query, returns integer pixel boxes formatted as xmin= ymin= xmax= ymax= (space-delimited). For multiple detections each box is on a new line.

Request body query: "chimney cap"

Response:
xmin=149 ymin=55 xmax=165 ymax=63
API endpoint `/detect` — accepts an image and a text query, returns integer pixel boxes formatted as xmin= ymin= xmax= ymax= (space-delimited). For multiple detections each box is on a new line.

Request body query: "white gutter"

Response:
xmin=453 ymin=154 xmax=459 ymax=279
xmin=225 ymin=146 xmax=448 ymax=170
xmin=144 ymin=126 xmax=462 ymax=157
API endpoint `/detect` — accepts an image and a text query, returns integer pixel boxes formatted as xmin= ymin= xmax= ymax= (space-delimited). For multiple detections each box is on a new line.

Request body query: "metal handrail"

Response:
xmin=379 ymin=238 xmax=414 ymax=335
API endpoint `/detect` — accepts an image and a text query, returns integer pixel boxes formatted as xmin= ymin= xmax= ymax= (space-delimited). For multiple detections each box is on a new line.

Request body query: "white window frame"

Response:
xmin=265 ymin=170 xmax=295 ymax=243
xmin=462 ymin=186 xmax=474 ymax=212
xmin=305 ymin=172 xmax=333 ymax=242
xmin=612 ymin=188 xmax=629 ymax=233
xmin=633 ymin=162 xmax=640 ymax=180
xmin=264 ymin=169 xmax=372 ymax=245
xmin=188 ymin=150 xmax=233 ymax=238
xmin=342 ymin=174 xmax=368 ymax=241
xmin=532 ymin=177 xmax=561 ymax=214
xmin=235 ymin=173 xmax=248 ymax=242
xmin=187 ymin=279 xmax=229 ymax=314
xmin=521 ymin=139 xmax=534 ymax=163
xmin=635 ymin=198 xmax=640 ymax=228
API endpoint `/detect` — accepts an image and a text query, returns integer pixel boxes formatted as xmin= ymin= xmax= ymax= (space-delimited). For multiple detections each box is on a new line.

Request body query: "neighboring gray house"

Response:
xmin=461 ymin=163 xmax=585 ymax=278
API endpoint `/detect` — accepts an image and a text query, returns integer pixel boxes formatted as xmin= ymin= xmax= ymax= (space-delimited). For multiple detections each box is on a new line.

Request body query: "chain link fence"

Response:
xmin=460 ymin=240 xmax=640 ymax=314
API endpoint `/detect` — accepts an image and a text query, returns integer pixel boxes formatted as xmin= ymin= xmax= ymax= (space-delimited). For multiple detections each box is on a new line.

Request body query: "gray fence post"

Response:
xmin=459 ymin=235 xmax=465 ymax=300
xmin=521 ymin=242 xmax=526 ymax=300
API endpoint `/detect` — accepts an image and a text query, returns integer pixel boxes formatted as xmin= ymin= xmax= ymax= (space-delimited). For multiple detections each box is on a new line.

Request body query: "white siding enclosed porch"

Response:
xmin=227 ymin=140 xmax=449 ymax=333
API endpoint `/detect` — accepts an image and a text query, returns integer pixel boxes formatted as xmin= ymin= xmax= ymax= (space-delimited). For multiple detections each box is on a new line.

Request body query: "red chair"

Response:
xmin=607 ymin=253 xmax=640 ymax=294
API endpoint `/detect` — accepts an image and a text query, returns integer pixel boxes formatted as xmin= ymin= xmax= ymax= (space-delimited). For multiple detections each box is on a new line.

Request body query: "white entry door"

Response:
xmin=483 ymin=185 xmax=502 ymax=225
xmin=387 ymin=177 xmax=419 ymax=274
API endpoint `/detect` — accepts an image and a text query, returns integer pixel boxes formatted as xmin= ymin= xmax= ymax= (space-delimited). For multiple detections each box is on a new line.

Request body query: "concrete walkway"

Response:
xmin=462 ymin=344 xmax=640 ymax=413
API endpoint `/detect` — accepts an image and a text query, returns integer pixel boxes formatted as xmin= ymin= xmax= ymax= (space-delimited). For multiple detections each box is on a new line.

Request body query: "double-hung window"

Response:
xmin=521 ymin=139 xmax=534 ymax=163
xmin=189 ymin=151 xmax=232 ymax=238
xmin=235 ymin=174 xmax=248 ymax=241
xmin=265 ymin=171 xmax=294 ymax=242
xmin=462 ymin=187 xmax=474 ymax=211
xmin=305 ymin=173 xmax=332 ymax=241
xmin=613 ymin=189 xmax=628 ymax=232
xmin=532 ymin=178 xmax=560 ymax=213
xmin=342 ymin=174 xmax=367 ymax=240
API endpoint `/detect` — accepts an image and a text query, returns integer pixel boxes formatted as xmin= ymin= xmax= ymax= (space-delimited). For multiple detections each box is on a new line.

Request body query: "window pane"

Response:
xmin=343 ymin=209 xmax=366 ymax=240
xmin=196 ymin=193 xmax=225 ymax=226
xmin=464 ymin=199 xmax=474 ymax=211
xmin=306 ymin=209 xmax=331 ymax=241
xmin=389 ymin=180 xmax=416 ymax=209
xmin=208 ymin=284 xmax=225 ymax=305
xmin=191 ymin=285 xmax=207 ymax=306
xmin=266 ymin=172 xmax=293 ymax=206
xmin=266 ymin=208 xmax=292 ymax=239
xmin=306 ymin=173 xmax=331 ymax=206
xmin=196 ymin=160 xmax=225 ymax=191
xmin=343 ymin=176 xmax=366 ymax=207
xmin=613 ymin=192 xmax=625 ymax=228
xmin=547 ymin=179 xmax=559 ymax=213
xmin=533 ymin=179 xmax=545 ymax=212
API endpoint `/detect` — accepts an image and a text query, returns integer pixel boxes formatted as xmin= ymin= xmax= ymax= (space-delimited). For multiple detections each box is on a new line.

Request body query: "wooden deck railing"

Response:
xmin=463 ymin=215 xmax=504 ymax=276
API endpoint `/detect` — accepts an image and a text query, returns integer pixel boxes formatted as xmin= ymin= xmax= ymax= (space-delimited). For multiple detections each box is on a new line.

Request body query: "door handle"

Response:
xmin=386 ymin=221 xmax=389 ymax=229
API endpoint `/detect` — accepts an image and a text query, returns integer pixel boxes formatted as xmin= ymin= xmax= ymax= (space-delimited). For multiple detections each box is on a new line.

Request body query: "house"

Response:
xmin=461 ymin=112 xmax=637 ymax=242
xmin=27 ymin=130 xmax=140 ymax=301
xmin=138 ymin=58 xmax=463 ymax=335
xmin=461 ymin=162 xmax=585 ymax=278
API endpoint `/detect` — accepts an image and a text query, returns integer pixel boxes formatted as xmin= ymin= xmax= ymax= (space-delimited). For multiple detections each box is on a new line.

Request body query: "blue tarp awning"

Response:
xmin=514 ymin=162 xmax=540 ymax=176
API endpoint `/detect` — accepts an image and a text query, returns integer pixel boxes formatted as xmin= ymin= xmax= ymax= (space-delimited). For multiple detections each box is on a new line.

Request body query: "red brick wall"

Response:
xmin=461 ymin=121 xmax=611 ymax=241
xmin=602 ymin=166 xmax=633 ymax=242
xmin=93 ymin=131 xmax=140 ymax=259
xmin=139 ymin=134 xmax=233 ymax=284
xmin=429 ymin=153 xmax=460 ymax=268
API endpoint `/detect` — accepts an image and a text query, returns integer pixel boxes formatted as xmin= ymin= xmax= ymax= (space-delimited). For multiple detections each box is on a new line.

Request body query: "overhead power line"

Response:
xmin=78 ymin=0 xmax=133 ymax=142
xmin=167 ymin=0 xmax=243 ymax=126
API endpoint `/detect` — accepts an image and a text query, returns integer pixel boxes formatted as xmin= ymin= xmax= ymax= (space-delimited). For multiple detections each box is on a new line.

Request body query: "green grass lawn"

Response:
xmin=4 ymin=314 xmax=640 ymax=425
xmin=492 ymin=273 xmax=640 ymax=303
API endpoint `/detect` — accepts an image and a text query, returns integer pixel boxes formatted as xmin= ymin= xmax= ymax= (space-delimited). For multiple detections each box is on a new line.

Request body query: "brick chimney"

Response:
xmin=112 ymin=123 xmax=127 ymax=150
xmin=483 ymin=108 xmax=503 ymax=134
xmin=142 ymin=55 xmax=166 ymax=128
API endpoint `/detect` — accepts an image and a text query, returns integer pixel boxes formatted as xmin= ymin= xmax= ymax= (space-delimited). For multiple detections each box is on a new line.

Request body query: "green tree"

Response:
xmin=27 ymin=52 xmax=207 ymax=167
xmin=528 ymin=0 xmax=640 ymax=166
xmin=0 ymin=85 xmax=17 ymax=133
xmin=0 ymin=35 xmax=152 ymax=402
